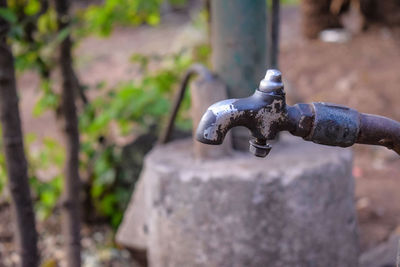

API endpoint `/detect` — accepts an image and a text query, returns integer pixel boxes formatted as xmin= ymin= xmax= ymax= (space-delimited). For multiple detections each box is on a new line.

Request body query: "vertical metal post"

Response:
xmin=211 ymin=0 xmax=267 ymax=150
xmin=268 ymin=0 xmax=280 ymax=69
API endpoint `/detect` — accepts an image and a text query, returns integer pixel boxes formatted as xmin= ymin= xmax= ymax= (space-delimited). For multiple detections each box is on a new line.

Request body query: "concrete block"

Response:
xmin=116 ymin=176 xmax=147 ymax=251
xmin=359 ymin=233 xmax=400 ymax=267
xmin=117 ymin=134 xmax=359 ymax=267
xmin=190 ymin=75 xmax=232 ymax=159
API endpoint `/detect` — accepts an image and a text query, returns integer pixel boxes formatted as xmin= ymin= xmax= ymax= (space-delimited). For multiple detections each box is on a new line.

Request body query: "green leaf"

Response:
xmin=55 ymin=27 xmax=70 ymax=44
xmin=100 ymin=194 xmax=116 ymax=215
xmin=24 ymin=0 xmax=41 ymax=16
xmin=111 ymin=212 xmax=123 ymax=228
xmin=37 ymin=9 xmax=58 ymax=33
xmin=146 ymin=13 xmax=160 ymax=26
xmin=0 ymin=8 xmax=17 ymax=24
xmin=41 ymin=190 xmax=56 ymax=206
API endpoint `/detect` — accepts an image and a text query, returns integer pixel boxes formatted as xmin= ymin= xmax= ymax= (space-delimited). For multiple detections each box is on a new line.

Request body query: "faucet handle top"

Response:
xmin=259 ymin=69 xmax=284 ymax=95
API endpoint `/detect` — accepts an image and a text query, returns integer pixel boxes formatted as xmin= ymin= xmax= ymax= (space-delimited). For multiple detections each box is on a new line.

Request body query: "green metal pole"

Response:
xmin=211 ymin=0 xmax=267 ymax=149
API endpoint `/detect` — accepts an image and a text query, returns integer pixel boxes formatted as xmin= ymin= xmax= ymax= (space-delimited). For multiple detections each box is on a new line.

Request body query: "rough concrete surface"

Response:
xmin=359 ymin=233 xmax=400 ymax=267
xmin=117 ymin=134 xmax=359 ymax=267
xmin=190 ymin=75 xmax=232 ymax=159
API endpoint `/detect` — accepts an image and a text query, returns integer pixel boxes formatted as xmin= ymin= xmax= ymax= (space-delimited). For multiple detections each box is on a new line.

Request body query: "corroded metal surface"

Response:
xmin=357 ymin=113 xmax=400 ymax=155
xmin=304 ymin=103 xmax=360 ymax=147
xmin=195 ymin=90 xmax=286 ymax=146
xmin=196 ymin=69 xmax=400 ymax=157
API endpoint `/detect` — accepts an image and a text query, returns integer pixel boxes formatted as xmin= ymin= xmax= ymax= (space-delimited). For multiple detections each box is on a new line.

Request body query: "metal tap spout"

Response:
xmin=195 ymin=91 xmax=287 ymax=145
xmin=195 ymin=70 xmax=288 ymax=156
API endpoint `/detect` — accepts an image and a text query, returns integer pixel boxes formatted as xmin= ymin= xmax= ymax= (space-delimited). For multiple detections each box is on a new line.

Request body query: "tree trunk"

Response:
xmin=0 ymin=1 xmax=39 ymax=266
xmin=55 ymin=0 xmax=82 ymax=266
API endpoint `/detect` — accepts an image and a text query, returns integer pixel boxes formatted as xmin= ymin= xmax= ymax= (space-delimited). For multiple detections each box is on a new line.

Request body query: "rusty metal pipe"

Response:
xmin=357 ymin=113 xmax=400 ymax=155
xmin=195 ymin=69 xmax=400 ymax=157
xmin=287 ymin=104 xmax=400 ymax=156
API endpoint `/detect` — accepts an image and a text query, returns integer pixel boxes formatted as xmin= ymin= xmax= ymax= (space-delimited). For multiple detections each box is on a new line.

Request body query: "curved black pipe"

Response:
xmin=357 ymin=113 xmax=400 ymax=155
xmin=159 ymin=64 xmax=213 ymax=144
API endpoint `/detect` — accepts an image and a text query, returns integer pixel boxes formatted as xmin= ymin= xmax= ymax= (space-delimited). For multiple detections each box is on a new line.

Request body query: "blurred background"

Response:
xmin=0 ymin=0 xmax=400 ymax=266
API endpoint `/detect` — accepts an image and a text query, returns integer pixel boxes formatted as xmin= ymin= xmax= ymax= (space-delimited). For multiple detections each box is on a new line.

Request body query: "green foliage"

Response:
xmin=81 ymin=45 xmax=209 ymax=137
xmin=0 ymin=7 xmax=18 ymax=24
xmin=81 ymin=5 xmax=208 ymax=228
xmin=26 ymin=135 xmax=65 ymax=220
xmin=81 ymin=0 xmax=191 ymax=37
xmin=33 ymin=80 xmax=60 ymax=117
xmin=267 ymin=0 xmax=299 ymax=6
xmin=0 ymin=129 xmax=64 ymax=220
xmin=89 ymin=145 xmax=127 ymax=228
xmin=30 ymin=175 xmax=62 ymax=221
xmin=0 ymin=0 xmax=203 ymax=229
xmin=0 ymin=0 xmax=66 ymax=220
xmin=81 ymin=0 xmax=163 ymax=36
xmin=80 ymin=44 xmax=210 ymax=227
xmin=2 ymin=1 xmax=58 ymax=75
xmin=24 ymin=0 xmax=41 ymax=16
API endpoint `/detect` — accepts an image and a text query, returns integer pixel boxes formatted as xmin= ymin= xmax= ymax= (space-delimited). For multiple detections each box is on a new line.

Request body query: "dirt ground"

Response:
xmin=2 ymin=4 xmax=400 ymax=266
xmin=280 ymin=6 xmax=400 ymax=253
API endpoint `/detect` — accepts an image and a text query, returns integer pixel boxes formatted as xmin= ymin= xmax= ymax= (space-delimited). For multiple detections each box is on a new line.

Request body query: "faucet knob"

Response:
xmin=259 ymin=69 xmax=284 ymax=95
xmin=249 ymin=139 xmax=272 ymax=158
